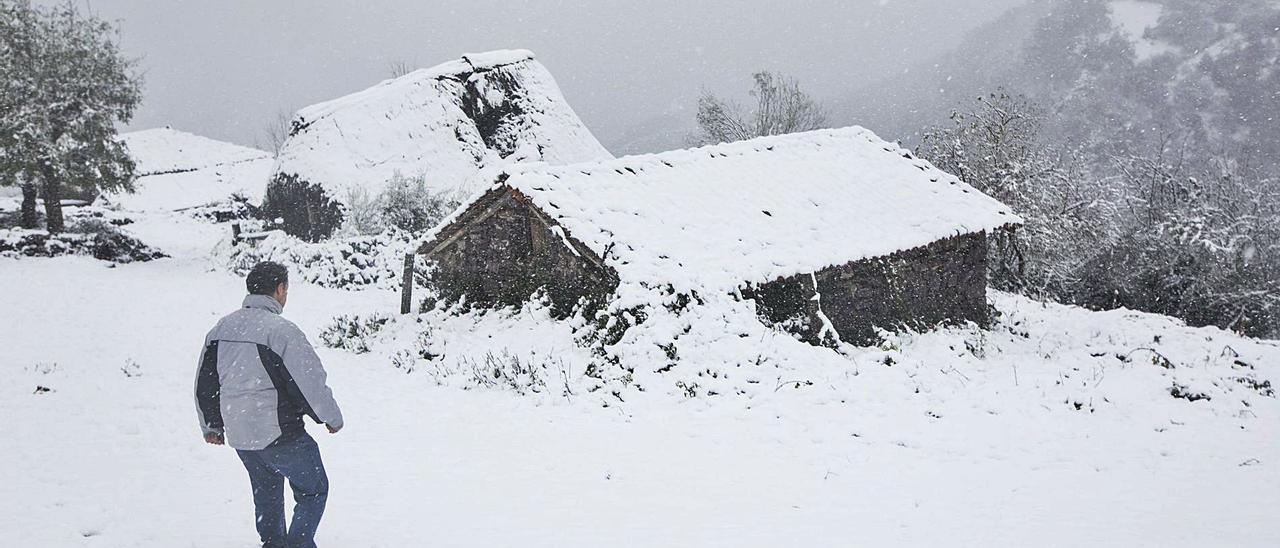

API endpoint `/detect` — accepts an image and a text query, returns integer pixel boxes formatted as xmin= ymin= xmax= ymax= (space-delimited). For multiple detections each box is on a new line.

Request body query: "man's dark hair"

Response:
xmin=246 ymin=262 xmax=289 ymax=295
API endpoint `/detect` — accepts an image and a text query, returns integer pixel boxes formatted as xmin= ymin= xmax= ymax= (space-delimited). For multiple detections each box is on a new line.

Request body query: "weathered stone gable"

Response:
xmin=424 ymin=189 xmax=618 ymax=316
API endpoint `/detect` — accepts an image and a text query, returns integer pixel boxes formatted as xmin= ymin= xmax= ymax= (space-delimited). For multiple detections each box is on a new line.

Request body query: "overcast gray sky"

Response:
xmin=76 ymin=0 xmax=1024 ymax=153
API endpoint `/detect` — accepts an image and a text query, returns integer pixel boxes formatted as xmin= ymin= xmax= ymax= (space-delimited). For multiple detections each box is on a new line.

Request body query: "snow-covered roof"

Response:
xmin=273 ymin=49 xmax=612 ymax=203
xmin=432 ymin=126 xmax=1021 ymax=294
xmin=104 ymin=128 xmax=274 ymax=211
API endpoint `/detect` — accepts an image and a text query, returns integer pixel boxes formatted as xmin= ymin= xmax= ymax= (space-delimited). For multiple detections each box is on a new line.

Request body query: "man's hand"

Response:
xmin=204 ymin=432 xmax=224 ymax=445
xmin=326 ymin=424 xmax=341 ymax=434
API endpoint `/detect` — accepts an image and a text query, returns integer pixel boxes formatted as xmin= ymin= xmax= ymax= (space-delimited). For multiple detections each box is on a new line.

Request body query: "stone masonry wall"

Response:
xmin=426 ymin=192 xmax=618 ymax=317
xmin=751 ymin=231 xmax=989 ymax=345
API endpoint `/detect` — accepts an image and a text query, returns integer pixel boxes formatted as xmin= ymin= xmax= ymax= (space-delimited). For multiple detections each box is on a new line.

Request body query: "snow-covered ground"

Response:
xmin=104 ymin=128 xmax=275 ymax=212
xmin=2 ymin=211 xmax=1278 ymax=547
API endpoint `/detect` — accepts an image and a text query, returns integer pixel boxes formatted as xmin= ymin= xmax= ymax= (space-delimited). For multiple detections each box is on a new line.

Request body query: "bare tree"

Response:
xmin=257 ymin=108 xmax=293 ymax=155
xmin=918 ymin=90 xmax=1107 ymax=297
xmin=1082 ymin=140 xmax=1280 ymax=337
xmin=693 ymin=71 xmax=828 ymax=145
xmin=919 ymin=90 xmax=1280 ymax=337
xmin=387 ymin=59 xmax=413 ymax=79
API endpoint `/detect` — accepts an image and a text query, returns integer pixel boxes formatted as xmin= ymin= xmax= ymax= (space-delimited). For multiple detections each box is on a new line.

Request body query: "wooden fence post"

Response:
xmin=400 ymin=253 xmax=414 ymax=314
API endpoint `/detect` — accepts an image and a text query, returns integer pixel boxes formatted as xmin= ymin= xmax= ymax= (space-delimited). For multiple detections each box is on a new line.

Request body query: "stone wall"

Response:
xmin=750 ymin=231 xmax=989 ymax=345
xmin=425 ymin=190 xmax=618 ymax=317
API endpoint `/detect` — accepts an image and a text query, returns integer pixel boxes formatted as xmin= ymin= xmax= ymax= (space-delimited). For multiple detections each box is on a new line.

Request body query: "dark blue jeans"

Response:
xmin=236 ymin=432 xmax=329 ymax=548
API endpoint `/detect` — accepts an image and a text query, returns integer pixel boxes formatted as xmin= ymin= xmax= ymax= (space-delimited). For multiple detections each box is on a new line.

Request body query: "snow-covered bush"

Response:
xmin=335 ymin=173 xmax=462 ymax=237
xmin=919 ymin=92 xmax=1280 ymax=338
xmin=459 ymin=351 xmax=557 ymax=396
xmin=0 ymin=224 xmax=165 ymax=263
xmin=378 ymin=173 xmax=460 ymax=234
xmin=323 ymin=302 xmax=580 ymax=396
xmin=220 ymin=176 xmax=455 ymax=290
xmin=1075 ymin=151 xmax=1280 ymax=337
xmin=1 ymin=202 xmax=133 ymax=231
xmin=243 ymin=173 xmax=463 ymax=287
xmin=917 ymin=90 xmax=1109 ymax=298
xmin=338 ymin=188 xmax=384 ymax=237
xmin=63 ymin=205 xmax=134 ymax=227
xmin=184 ymin=193 xmax=258 ymax=223
xmin=319 ymin=313 xmax=392 ymax=353
xmin=0 ymin=204 xmax=163 ymax=263
xmin=218 ymin=229 xmax=426 ymax=290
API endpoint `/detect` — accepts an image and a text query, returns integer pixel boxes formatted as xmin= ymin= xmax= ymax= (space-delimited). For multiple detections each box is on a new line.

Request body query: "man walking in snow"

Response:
xmin=195 ymin=261 xmax=344 ymax=548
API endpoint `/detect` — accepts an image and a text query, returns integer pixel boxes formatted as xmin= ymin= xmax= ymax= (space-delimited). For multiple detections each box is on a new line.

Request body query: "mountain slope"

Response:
xmin=839 ymin=0 xmax=1280 ymax=162
xmin=835 ymin=0 xmax=1052 ymax=144
xmin=104 ymin=127 xmax=274 ymax=211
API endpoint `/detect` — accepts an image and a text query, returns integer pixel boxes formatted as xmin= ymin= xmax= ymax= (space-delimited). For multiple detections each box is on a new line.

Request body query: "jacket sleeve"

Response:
xmin=272 ymin=323 xmax=344 ymax=430
xmin=194 ymin=330 xmax=223 ymax=437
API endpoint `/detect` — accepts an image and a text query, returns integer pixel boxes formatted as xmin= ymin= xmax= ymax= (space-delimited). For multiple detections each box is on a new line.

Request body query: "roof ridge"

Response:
xmin=502 ymin=126 xmax=938 ymax=183
xmin=295 ymin=50 xmax=540 ymax=124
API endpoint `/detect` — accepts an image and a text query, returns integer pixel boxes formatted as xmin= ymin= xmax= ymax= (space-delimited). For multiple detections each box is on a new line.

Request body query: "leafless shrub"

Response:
xmin=693 ymin=71 xmax=828 ymax=145
xmin=387 ymin=59 xmax=414 ymax=79
xmin=258 ymin=108 xmax=293 ymax=155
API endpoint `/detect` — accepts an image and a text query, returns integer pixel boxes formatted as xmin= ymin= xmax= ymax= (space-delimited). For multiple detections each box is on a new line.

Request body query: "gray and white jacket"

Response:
xmin=195 ymin=294 xmax=344 ymax=450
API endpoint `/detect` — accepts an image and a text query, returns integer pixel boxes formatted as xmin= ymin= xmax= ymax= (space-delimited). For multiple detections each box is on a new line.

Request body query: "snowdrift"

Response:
xmin=351 ymin=286 xmax=1279 ymax=417
xmin=104 ymin=127 xmax=274 ymax=211
xmin=265 ymin=49 xmax=612 ymax=240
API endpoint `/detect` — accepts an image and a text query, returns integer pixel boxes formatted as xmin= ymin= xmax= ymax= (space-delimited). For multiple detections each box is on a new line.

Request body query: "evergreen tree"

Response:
xmin=0 ymin=0 xmax=142 ymax=233
xmin=0 ymin=0 xmax=38 ymax=228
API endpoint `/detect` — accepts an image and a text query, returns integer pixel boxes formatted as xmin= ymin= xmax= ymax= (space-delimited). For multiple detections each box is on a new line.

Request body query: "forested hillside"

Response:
xmin=849 ymin=0 xmax=1280 ymax=162
xmin=838 ymin=0 xmax=1280 ymax=338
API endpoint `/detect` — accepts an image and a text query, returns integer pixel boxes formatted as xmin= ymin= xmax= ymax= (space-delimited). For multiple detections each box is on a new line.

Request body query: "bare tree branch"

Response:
xmin=692 ymin=70 xmax=827 ymax=146
xmin=257 ymin=108 xmax=293 ymax=155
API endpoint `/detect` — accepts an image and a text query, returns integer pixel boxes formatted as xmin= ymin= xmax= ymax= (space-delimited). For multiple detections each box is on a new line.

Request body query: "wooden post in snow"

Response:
xmin=400 ymin=253 xmax=414 ymax=314
xmin=231 ymin=223 xmax=242 ymax=245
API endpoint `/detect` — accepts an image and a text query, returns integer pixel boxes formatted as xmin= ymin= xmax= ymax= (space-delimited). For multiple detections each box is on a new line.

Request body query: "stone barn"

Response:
xmin=418 ymin=126 xmax=1022 ymax=345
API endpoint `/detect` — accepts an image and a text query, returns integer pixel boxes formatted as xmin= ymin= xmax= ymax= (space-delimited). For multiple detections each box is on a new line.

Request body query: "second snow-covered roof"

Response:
xmin=497 ymin=126 xmax=1021 ymax=293
xmin=274 ymin=49 xmax=612 ymax=202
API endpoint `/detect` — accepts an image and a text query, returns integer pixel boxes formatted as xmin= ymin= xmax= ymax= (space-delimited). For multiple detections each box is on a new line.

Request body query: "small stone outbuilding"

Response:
xmin=419 ymin=126 xmax=1022 ymax=345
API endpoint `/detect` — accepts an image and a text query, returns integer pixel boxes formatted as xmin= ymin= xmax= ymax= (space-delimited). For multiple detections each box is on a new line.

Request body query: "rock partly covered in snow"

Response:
xmin=102 ymin=128 xmax=275 ymax=211
xmin=272 ymin=49 xmax=612 ymax=206
xmin=437 ymin=126 xmax=1021 ymax=298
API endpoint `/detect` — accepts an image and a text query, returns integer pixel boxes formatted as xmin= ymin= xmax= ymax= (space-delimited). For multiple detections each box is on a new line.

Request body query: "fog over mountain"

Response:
xmin=58 ymin=0 xmax=1024 ymax=154
xmin=845 ymin=0 xmax=1280 ymax=163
